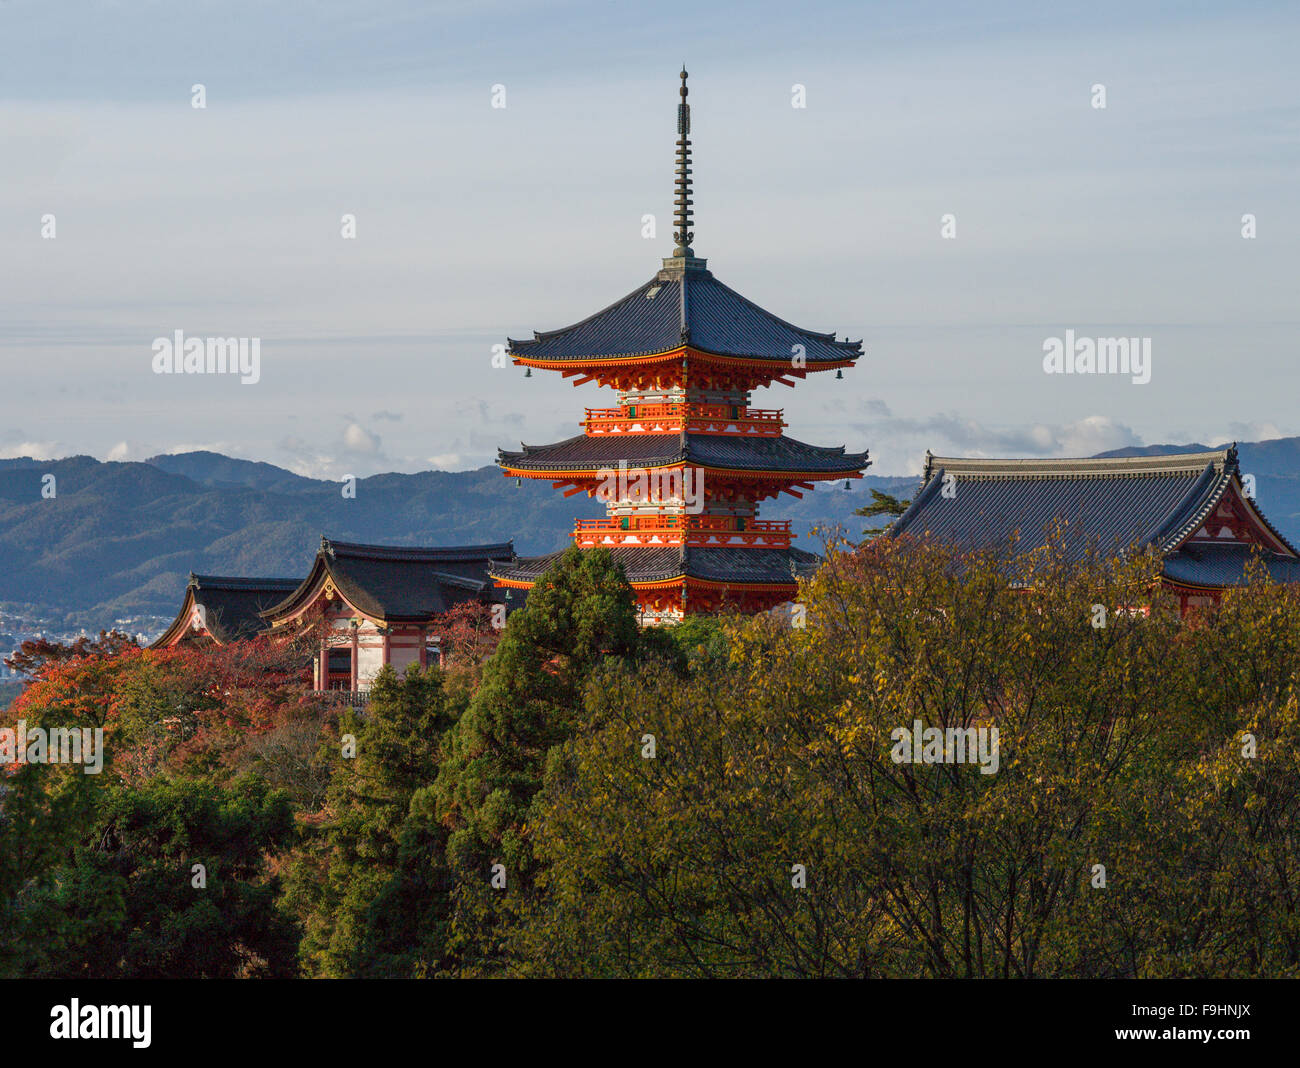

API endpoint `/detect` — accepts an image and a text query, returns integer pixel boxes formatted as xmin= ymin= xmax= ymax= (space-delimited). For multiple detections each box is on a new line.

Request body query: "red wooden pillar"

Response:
xmin=317 ymin=634 xmax=327 ymax=690
xmin=349 ymin=621 xmax=359 ymax=690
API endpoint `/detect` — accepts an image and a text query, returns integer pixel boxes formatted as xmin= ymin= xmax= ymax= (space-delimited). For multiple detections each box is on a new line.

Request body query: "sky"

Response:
xmin=1 ymin=0 xmax=1297 ymax=478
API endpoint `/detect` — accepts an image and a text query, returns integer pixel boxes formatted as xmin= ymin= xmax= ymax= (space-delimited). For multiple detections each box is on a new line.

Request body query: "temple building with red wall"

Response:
xmin=888 ymin=447 xmax=1300 ymax=614
xmin=491 ymin=70 xmax=870 ymax=623
xmin=259 ymin=538 xmax=512 ymax=691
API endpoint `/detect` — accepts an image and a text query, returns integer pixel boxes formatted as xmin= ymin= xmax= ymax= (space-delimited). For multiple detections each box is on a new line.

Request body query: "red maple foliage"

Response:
xmin=432 ymin=601 xmax=503 ymax=668
xmin=5 ymin=635 xmax=332 ymax=787
xmin=4 ymin=628 xmax=139 ymax=680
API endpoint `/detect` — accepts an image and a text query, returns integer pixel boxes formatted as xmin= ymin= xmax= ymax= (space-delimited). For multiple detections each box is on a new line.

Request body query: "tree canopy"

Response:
xmin=6 ymin=539 xmax=1300 ymax=977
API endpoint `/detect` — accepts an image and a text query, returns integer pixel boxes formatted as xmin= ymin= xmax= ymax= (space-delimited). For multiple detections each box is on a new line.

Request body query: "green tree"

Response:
xmin=661 ymin=613 xmax=730 ymax=674
xmin=433 ymin=545 xmax=672 ymax=973
xmin=285 ymin=664 xmax=456 ymax=977
xmin=6 ymin=775 xmax=297 ymax=978
xmin=854 ymin=488 xmax=911 ymax=540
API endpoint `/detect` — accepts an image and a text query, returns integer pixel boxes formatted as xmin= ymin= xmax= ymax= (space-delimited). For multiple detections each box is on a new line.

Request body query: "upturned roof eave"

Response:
xmin=150 ymin=587 xmax=200 ymax=649
xmin=156 ymin=577 xmax=303 ymax=648
xmin=507 ymin=275 xmax=672 ymax=348
xmin=497 ymin=432 xmax=870 ymax=477
xmin=1148 ymin=462 xmax=1231 ymax=552
xmin=498 ymin=458 xmax=870 ymax=479
xmin=508 ymin=344 xmax=861 ymax=368
xmin=506 ymin=267 xmax=862 ymax=366
xmin=260 ymin=555 xmax=336 ymax=623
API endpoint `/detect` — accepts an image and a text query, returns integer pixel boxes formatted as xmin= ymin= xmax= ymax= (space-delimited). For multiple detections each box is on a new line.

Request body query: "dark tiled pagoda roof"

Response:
xmin=499 ymin=431 xmax=870 ymax=476
xmin=265 ymin=538 xmax=515 ymax=624
xmin=492 ymin=545 xmax=822 ymax=588
xmin=151 ymin=574 xmax=302 ymax=648
xmin=507 ymin=265 xmax=862 ymax=365
xmin=888 ymin=447 xmax=1300 ymax=590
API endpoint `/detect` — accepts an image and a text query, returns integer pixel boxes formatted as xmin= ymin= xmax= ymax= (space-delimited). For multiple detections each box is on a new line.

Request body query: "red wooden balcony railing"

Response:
xmin=572 ymin=515 xmax=793 ymax=548
xmin=582 ymin=403 xmax=785 ymax=437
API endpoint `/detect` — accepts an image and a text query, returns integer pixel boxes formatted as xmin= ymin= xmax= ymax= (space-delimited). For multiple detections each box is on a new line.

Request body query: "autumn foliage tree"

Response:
xmin=3 ymin=628 xmax=139 ymax=680
xmin=510 ymin=536 xmax=1300 ymax=977
xmin=0 ymin=635 xmax=322 ymax=978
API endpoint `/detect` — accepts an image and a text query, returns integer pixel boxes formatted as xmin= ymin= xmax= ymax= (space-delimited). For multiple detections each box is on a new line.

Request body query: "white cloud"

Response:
xmin=1208 ymin=421 xmax=1287 ymax=447
xmin=342 ymin=422 xmax=382 ymax=455
xmin=852 ymin=406 xmax=1139 ymax=458
xmin=1052 ymin=416 xmax=1142 ymax=457
xmin=0 ymin=440 xmax=63 ymax=460
xmin=275 ymin=435 xmax=339 ymax=480
xmin=848 ymin=406 xmax=1143 ymax=474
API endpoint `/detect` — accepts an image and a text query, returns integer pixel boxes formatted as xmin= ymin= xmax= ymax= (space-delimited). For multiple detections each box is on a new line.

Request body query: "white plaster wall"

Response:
xmin=356 ymin=643 xmax=385 ymax=688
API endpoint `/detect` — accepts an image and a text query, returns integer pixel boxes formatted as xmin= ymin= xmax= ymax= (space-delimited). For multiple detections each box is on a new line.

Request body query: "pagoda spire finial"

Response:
xmin=672 ymin=66 xmax=695 ymax=257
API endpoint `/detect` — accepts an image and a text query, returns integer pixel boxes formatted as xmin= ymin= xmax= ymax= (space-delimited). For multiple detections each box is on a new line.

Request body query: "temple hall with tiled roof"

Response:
xmin=152 ymin=574 xmax=303 ymax=649
xmin=493 ymin=68 xmax=870 ymax=622
xmin=888 ymin=446 xmax=1300 ymax=614
xmin=262 ymin=537 xmax=514 ymax=691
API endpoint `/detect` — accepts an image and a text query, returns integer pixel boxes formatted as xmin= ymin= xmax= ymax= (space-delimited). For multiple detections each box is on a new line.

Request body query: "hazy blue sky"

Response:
xmin=2 ymin=0 xmax=1297 ymax=476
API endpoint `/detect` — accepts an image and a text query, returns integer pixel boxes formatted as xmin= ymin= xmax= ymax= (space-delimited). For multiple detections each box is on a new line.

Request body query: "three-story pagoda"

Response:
xmin=492 ymin=70 xmax=870 ymax=623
